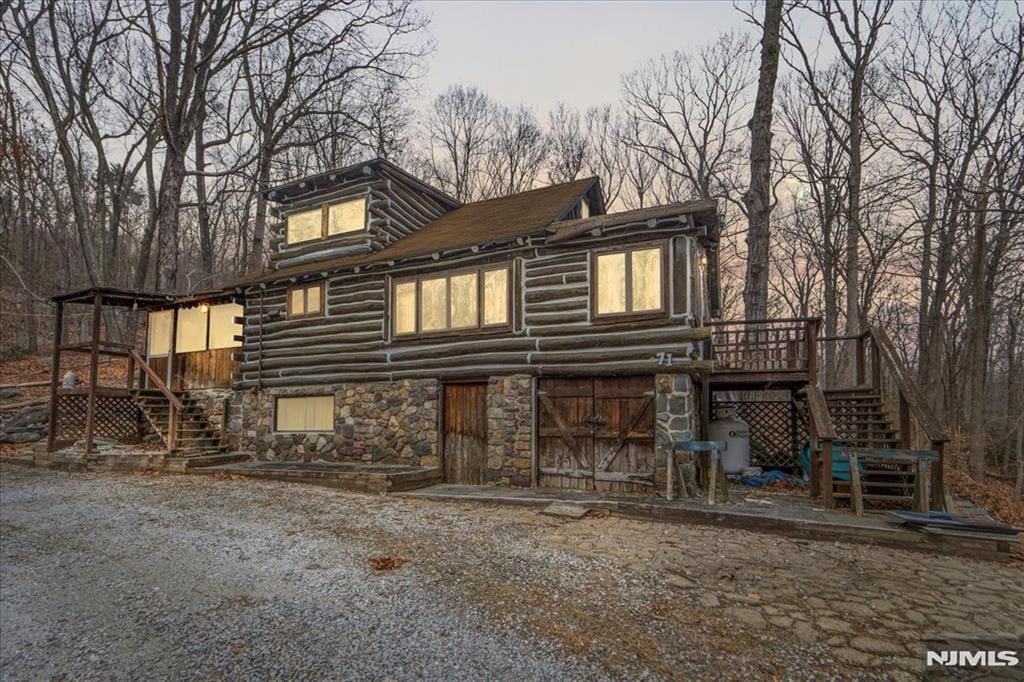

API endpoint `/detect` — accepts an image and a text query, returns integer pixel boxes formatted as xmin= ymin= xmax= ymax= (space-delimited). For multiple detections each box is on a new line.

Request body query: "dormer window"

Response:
xmin=286 ymin=196 xmax=367 ymax=245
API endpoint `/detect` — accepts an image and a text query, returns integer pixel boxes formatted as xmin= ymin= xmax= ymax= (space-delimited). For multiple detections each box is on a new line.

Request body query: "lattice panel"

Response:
xmin=713 ymin=399 xmax=807 ymax=469
xmin=54 ymin=394 xmax=141 ymax=445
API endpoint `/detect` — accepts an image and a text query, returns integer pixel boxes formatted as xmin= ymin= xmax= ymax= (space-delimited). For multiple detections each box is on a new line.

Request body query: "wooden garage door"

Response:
xmin=537 ymin=376 xmax=656 ymax=492
xmin=443 ymin=383 xmax=488 ymax=484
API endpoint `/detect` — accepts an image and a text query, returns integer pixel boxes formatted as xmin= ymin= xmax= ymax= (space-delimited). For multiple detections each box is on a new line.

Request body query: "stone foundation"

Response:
xmin=486 ymin=374 xmax=533 ymax=486
xmin=654 ymin=373 xmax=694 ymax=489
xmin=187 ymin=388 xmax=238 ymax=450
xmin=234 ymin=380 xmax=438 ymax=465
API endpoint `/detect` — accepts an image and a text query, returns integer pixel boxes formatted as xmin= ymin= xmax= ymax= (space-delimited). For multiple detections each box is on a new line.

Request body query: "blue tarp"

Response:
xmin=799 ymin=442 xmax=864 ymax=482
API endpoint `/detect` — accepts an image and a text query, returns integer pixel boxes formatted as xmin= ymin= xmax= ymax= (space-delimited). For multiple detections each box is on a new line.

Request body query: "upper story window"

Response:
xmin=593 ymin=244 xmax=665 ymax=318
xmin=393 ymin=266 xmax=510 ymax=337
xmin=147 ymin=303 xmax=243 ymax=356
xmin=287 ymin=282 xmax=324 ymax=318
xmin=579 ymin=198 xmax=590 ymax=219
xmin=286 ymin=196 xmax=367 ymax=245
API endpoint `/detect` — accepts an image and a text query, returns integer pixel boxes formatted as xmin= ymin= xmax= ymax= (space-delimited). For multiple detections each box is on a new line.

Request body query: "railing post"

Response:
xmin=821 ymin=438 xmax=834 ymax=508
xmin=46 ymin=301 xmax=64 ymax=453
xmin=807 ymin=319 xmax=819 ymax=386
xmin=931 ymin=440 xmax=945 ymax=511
xmin=84 ymin=293 xmax=103 ymax=454
xmin=126 ymin=351 xmax=136 ymax=392
xmin=809 ymin=416 xmax=821 ymax=499
xmin=168 ymin=403 xmax=177 ymax=453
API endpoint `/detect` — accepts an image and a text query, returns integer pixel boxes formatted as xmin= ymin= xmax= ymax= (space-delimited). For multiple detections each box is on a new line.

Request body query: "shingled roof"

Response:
xmin=235 ymin=177 xmax=598 ymax=286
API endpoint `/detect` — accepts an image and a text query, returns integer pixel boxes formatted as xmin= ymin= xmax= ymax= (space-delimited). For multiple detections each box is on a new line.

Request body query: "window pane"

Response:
xmin=483 ymin=269 xmax=508 ymax=325
xmin=307 ymin=395 xmax=334 ymax=430
xmin=176 ymin=306 xmax=208 ymax=353
xmin=287 ymin=208 xmax=322 ymax=244
xmin=596 ymin=252 xmax=627 ymax=314
xmin=147 ymin=310 xmax=172 ymax=356
xmin=449 ymin=273 xmax=478 ymax=329
xmin=208 ymin=303 xmax=243 ymax=350
xmin=394 ymin=281 xmax=416 ymax=335
xmin=631 ymin=248 xmax=662 ymax=311
xmin=306 ymin=285 xmax=322 ymax=315
xmin=289 ymin=288 xmax=306 ymax=316
xmin=276 ymin=397 xmax=305 ymax=431
xmin=420 ymin=277 xmax=447 ymax=331
xmin=327 ymin=197 xmax=366 ymax=235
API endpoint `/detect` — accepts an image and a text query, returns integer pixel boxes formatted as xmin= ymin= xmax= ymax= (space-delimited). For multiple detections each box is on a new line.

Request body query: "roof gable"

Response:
xmin=237 ymin=177 xmax=598 ymax=285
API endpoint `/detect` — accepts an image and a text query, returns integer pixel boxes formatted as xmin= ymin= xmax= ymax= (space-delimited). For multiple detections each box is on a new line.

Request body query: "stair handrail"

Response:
xmin=129 ymin=349 xmax=183 ymax=452
xmin=805 ymin=384 xmax=836 ymax=440
xmin=866 ymin=325 xmax=948 ymax=444
xmin=129 ymin=350 xmax=183 ymax=410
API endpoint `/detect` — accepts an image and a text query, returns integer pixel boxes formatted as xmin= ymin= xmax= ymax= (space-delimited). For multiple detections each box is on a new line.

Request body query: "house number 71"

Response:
xmin=656 ymin=352 xmax=673 ymax=366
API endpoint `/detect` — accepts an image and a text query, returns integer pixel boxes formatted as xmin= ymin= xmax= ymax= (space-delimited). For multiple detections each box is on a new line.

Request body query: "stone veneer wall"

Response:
xmin=486 ymin=375 xmax=534 ymax=486
xmin=233 ymin=380 xmax=438 ymax=465
xmin=187 ymin=388 xmax=238 ymax=450
xmin=654 ymin=373 xmax=694 ymax=488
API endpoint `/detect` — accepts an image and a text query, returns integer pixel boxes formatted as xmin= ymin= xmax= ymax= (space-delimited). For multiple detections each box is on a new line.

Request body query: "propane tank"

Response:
xmin=709 ymin=406 xmax=751 ymax=474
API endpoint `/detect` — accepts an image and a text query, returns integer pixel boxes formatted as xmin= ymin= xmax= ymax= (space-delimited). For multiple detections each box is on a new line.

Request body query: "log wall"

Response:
xmin=238 ymin=222 xmax=711 ymax=389
xmin=269 ymin=168 xmax=453 ymax=270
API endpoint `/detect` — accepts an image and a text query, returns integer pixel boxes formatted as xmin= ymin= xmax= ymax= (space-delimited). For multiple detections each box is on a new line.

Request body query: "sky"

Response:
xmin=418 ymin=0 xmax=744 ymax=112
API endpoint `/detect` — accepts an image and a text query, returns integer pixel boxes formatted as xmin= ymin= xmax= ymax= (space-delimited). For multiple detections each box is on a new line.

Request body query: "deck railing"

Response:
xmin=709 ymin=317 xmax=821 ymax=378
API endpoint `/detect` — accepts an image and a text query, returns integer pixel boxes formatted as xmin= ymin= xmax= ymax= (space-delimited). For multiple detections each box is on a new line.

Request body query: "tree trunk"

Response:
xmin=195 ymin=105 xmax=214 ymax=275
xmin=248 ymin=149 xmax=274 ymax=272
xmin=742 ymin=0 xmax=783 ymax=321
xmin=966 ymin=154 xmax=996 ymax=481
xmin=155 ymin=150 xmax=188 ymax=292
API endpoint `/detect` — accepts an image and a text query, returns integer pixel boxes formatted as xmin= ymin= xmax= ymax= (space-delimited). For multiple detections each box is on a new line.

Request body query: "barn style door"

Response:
xmin=443 ymin=383 xmax=488 ymax=484
xmin=537 ymin=376 xmax=656 ymax=492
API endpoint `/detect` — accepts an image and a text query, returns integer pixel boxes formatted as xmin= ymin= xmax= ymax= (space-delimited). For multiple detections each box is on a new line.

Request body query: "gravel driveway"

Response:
xmin=2 ymin=464 xmax=1022 ymax=681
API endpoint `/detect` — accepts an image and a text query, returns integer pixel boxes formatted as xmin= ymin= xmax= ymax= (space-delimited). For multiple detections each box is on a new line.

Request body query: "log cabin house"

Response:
xmin=47 ymin=158 xmax=948 ymax=510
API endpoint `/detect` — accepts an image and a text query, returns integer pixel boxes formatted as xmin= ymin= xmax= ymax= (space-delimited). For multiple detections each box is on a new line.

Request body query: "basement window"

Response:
xmin=393 ymin=266 xmax=510 ymax=337
xmin=275 ymin=395 xmax=334 ymax=432
xmin=287 ymin=282 xmax=324 ymax=318
xmin=593 ymin=244 xmax=665 ymax=318
xmin=286 ymin=197 xmax=367 ymax=245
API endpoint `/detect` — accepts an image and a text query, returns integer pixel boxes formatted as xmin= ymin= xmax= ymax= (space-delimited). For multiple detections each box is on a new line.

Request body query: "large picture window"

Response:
xmin=286 ymin=197 xmax=366 ymax=245
xmin=393 ymin=266 xmax=511 ymax=337
xmin=593 ymin=244 xmax=665 ymax=317
xmin=147 ymin=303 xmax=242 ymax=356
xmin=275 ymin=395 xmax=334 ymax=432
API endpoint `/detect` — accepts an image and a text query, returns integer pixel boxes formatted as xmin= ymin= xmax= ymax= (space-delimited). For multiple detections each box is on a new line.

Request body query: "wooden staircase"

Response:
xmin=135 ymin=389 xmax=223 ymax=456
xmin=824 ymin=388 xmax=900 ymax=449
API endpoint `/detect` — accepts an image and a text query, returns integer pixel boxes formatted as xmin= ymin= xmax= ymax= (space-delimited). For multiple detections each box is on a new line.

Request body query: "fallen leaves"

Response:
xmin=369 ymin=555 xmax=407 ymax=572
xmin=945 ymin=468 xmax=1023 ymax=527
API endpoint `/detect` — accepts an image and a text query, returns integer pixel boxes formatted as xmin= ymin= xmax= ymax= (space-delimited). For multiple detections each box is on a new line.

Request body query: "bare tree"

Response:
xmin=481 ymin=104 xmax=548 ymax=197
xmin=782 ymin=0 xmax=895 ymax=339
xmin=547 ymin=103 xmax=588 ymax=184
xmin=423 ymin=85 xmax=495 ymax=202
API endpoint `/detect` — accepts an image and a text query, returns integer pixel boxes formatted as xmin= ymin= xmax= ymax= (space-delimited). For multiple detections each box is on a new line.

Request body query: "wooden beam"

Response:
xmin=167 ymin=306 xmax=178 ymax=390
xmin=83 ymin=293 xmax=102 ymax=454
xmin=46 ymin=301 xmax=63 ymax=454
xmin=821 ymin=439 xmax=834 ymax=508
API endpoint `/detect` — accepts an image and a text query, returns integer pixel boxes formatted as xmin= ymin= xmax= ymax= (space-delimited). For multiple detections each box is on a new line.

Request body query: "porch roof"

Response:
xmin=51 ymin=287 xmax=237 ymax=310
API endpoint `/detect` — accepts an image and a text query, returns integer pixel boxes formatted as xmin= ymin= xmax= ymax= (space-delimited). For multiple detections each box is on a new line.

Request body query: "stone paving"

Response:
xmin=2 ymin=463 xmax=1021 ymax=680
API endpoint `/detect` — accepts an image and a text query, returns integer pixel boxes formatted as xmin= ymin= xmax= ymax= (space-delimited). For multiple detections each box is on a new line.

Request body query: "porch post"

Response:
xmin=166 ymin=306 xmax=178 ymax=390
xmin=83 ymin=292 xmax=103 ymax=454
xmin=46 ymin=301 xmax=64 ymax=453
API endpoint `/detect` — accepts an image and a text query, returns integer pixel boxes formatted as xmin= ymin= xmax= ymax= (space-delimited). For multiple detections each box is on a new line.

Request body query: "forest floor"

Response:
xmin=1 ymin=463 xmax=1021 ymax=681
